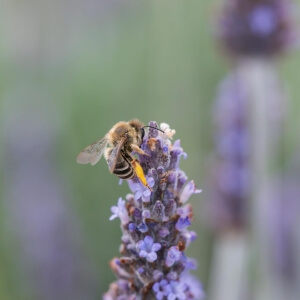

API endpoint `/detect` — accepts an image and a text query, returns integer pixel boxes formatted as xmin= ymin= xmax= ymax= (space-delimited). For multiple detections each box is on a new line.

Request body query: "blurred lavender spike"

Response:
xmin=3 ymin=90 xmax=98 ymax=300
xmin=207 ymin=70 xmax=253 ymax=300
xmin=208 ymin=55 xmax=286 ymax=300
xmin=210 ymin=1 xmax=297 ymax=299
xmin=104 ymin=122 xmax=204 ymax=300
xmin=242 ymin=59 xmax=295 ymax=300
xmin=207 ymin=68 xmax=285 ymax=233
xmin=218 ymin=0 xmax=296 ymax=57
xmin=207 ymin=72 xmax=250 ymax=232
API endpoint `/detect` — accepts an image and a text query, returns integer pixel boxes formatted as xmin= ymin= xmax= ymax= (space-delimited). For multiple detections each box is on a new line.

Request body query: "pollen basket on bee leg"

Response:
xmin=131 ymin=160 xmax=152 ymax=191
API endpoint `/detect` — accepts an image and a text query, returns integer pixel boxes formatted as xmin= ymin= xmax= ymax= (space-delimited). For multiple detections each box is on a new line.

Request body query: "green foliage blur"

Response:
xmin=0 ymin=1 xmax=299 ymax=299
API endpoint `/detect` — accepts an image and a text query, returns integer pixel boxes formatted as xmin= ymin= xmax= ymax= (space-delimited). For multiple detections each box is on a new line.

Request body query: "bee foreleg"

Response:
xmin=131 ymin=144 xmax=149 ymax=156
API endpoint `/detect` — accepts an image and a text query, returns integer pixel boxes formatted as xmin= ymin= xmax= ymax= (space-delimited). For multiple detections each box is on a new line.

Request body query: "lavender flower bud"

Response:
xmin=137 ymin=222 xmax=148 ymax=233
xmin=164 ymin=199 xmax=177 ymax=218
xmin=152 ymin=200 xmax=165 ymax=222
xmin=105 ymin=122 xmax=203 ymax=299
xmin=128 ymin=223 xmax=136 ymax=232
xmin=142 ymin=209 xmax=151 ymax=220
xmin=159 ymin=227 xmax=170 ymax=238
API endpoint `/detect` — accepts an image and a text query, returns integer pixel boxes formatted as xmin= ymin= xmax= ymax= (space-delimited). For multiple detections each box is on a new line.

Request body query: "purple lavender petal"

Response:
xmin=109 ymin=198 xmax=129 ymax=224
xmin=144 ymin=235 xmax=154 ymax=249
xmin=180 ymin=181 xmax=202 ymax=204
xmin=152 ymin=243 xmax=162 ymax=252
xmin=166 ymin=246 xmax=182 ymax=267
xmin=139 ymin=250 xmax=148 ymax=258
xmin=142 ymin=189 xmax=151 ymax=202
xmin=136 ymin=240 xmax=146 ymax=251
xmin=134 ymin=190 xmax=143 ymax=201
xmin=176 ymin=217 xmax=191 ymax=231
xmin=147 ymin=252 xmax=157 ymax=263
xmin=147 ymin=176 xmax=155 ymax=188
xmin=109 ymin=214 xmax=118 ymax=221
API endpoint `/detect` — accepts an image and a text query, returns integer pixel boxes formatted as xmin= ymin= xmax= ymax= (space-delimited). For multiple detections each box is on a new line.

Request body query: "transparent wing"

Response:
xmin=107 ymin=137 xmax=126 ymax=173
xmin=76 ymin=137 xmax=108 ymax=165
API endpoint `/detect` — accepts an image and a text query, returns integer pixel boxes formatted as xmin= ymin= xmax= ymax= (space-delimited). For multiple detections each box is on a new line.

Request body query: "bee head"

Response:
xmin=128 ymin=119 xmax=165 ymax=145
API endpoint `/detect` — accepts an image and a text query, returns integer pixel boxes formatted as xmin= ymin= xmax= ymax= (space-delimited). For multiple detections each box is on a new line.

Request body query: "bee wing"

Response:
xmin=76 ymin=137 xmax=108 ymax=165
xmin=107 ymin=136 xmax=126 ymax=173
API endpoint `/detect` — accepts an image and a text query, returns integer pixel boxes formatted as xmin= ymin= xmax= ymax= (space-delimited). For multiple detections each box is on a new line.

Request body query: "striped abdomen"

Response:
xmin=113 ymin=153 xmax=134 ymax=179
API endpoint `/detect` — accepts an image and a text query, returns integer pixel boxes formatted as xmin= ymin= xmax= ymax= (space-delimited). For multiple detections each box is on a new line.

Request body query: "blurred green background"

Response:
xmin=0 ymin=1 xmax=299 ymax=299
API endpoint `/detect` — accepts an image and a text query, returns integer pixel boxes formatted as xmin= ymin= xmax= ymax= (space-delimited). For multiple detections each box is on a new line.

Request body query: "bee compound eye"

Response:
xmin=141 ymin=128 xmax=145 ymax=140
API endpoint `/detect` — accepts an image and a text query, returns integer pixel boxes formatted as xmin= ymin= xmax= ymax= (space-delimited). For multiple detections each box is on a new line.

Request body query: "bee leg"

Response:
xmin=131 ymin=144 xmax=149 ymax=156
xmin=131 ymin=159 xmax=152 ymax=192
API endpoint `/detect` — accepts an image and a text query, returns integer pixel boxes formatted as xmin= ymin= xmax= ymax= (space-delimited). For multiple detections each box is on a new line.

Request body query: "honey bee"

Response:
xmin=76 ymin=119 xmax=163 ymax=190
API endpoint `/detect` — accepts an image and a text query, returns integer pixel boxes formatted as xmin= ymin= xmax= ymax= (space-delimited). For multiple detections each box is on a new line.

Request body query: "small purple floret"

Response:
xmin=136 ymin=236 xmax=161 ymax=263
xmin=109 ymin=198 xmax=129 ymax=225
xmin=176 ymin=217 xmax=191 ymax=231
xmin=166 ymin=246 xmax=182 ymax=267
xmin=129 ymin=177 xmax=155 ymax=203
xmin=153 ymin=279 xmax=168 ymax=300
xmin=165 ymin=281 xmax=187 ymax=300
xmin=181 ymin=274 xmax=205 ymax=300
xmin=180 ymin=180 xmax=202 ymax=204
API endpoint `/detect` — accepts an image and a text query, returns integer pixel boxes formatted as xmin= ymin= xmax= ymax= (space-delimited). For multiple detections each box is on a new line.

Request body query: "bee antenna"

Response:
xmin=143 ymin=125 xmax=165 ymax=133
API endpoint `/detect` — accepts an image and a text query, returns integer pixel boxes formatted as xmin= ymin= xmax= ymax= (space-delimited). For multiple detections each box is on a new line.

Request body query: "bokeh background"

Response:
xmin=0 ymin=0 xmax=299 ymax=299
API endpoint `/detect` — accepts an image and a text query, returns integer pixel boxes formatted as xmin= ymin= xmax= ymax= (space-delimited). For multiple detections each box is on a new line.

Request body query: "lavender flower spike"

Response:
xmin=104 ymin=121 xmax=204 ymax=300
